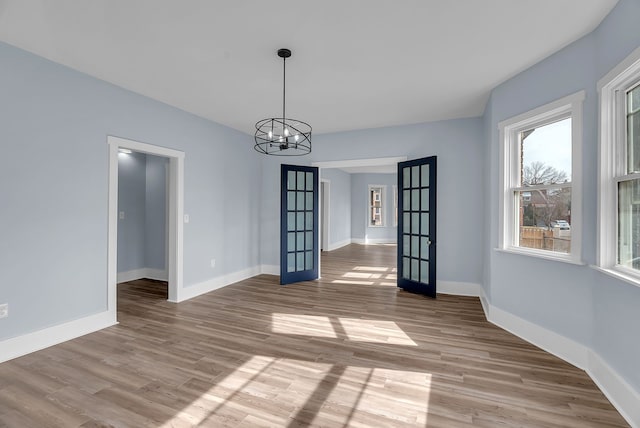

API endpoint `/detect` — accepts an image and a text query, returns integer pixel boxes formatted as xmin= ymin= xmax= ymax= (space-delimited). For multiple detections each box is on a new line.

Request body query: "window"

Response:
xmin=393 ymin=185 xmax=398 ymax=226
xmin=598 ymin=49 xmax=640 ymax=285
xmin=369 ymin=186 xmax=384 ymax=227
xmin=498 ymin=91 xmax=584 ymax=263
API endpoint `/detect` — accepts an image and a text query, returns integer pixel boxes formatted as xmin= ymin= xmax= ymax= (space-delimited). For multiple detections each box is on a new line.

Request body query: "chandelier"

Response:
xmin=254 ymin=48 xmax=312 ymax=156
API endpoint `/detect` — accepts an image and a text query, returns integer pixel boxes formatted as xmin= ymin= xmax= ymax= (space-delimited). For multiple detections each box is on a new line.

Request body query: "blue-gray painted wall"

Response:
xmin=350 ymin=173 xmax=396 ymax=242
xmin=117 ymin=151 xmax=147 ymax=272
xmin=484 ymin=0 xmax=640 ymax=392
xmin=117 ymin=152 xmax=168 ymax=274
xmin=320 ymin=168 xmax=352 ymax=247
xmin=0 ymin=40 xmax=261 ymax=341
xmin=144 ymin=154 xmax=168 ymax=271
xmin=259 ymin=118 xmax=485 ymax=287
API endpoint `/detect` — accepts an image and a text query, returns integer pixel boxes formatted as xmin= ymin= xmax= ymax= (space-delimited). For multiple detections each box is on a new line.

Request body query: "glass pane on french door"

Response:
xmin=397 ymin=156 xmax=437 ymax=297
xmin=281 ymin=164 xmax=319 ymax=285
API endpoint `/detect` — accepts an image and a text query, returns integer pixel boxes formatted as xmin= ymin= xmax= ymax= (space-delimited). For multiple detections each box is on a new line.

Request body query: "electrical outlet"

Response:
xmin=210 ymin=259 xmax=216 ymax=268
xmin=0 ymin=303 xmax=8 ymax=319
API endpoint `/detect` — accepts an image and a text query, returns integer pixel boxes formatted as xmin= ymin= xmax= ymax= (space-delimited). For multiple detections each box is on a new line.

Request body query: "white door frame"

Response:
xmin=320 ymin=179 xmax=330 ymax=252
xmin=107 ymin=136 xmax=185 ymax=320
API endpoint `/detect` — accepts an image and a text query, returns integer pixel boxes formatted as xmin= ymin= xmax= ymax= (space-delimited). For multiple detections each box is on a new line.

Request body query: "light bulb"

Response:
xmin=268 ymin=130 xmax=273 ymax=139
xmin=294 ymin=134 xmax=299 ymax=141
xmin=284 ymin=128 xmax=290 ymax=137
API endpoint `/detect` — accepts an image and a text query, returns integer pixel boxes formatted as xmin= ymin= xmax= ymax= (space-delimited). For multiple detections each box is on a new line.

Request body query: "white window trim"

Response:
xmin=368 ymin=185 xmax=386 ymax=228
xmin=393 ymin=184 xmax=398 ymax=227
xmin=497 ymin=90 xmax=585 ymax=264
xmin=597 ymin=45 xmax=640 ymax=288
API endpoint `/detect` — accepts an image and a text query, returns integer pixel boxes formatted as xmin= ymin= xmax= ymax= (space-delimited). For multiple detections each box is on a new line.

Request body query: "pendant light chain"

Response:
xmin=282 ymin=55 xmax=286 ymax=122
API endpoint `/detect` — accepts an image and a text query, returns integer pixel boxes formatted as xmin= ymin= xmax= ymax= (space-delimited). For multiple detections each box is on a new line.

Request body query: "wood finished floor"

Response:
xmin=0 ymin=244 xmax=628 ymax=427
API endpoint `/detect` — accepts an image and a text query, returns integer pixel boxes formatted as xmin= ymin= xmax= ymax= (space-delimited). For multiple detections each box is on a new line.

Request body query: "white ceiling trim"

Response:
xmin=312 ymin=156 xmax=407 ymax=169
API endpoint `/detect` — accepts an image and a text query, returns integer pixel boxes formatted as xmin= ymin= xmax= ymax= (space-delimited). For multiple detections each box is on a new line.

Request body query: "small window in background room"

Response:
xmin=393 ymin=185 xmax=398 ymax=226
xmin=369 ymin=186 xmax=384 ymax=226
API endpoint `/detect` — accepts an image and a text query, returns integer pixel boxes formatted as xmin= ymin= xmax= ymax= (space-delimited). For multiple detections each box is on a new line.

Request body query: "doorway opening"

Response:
xmin=107 ymin=136 xmax=185 ymax=322
xmin=116 ymin=150 xmax=170 ymax=300
xmin=312 ymin=157 xmax=406 ymax=280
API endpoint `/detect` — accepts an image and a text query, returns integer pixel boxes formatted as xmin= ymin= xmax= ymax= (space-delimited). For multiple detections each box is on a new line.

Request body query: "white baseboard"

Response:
xmin=117 ymin=268 xmax=167 ymax=283
xmin=478 ymin=288 xmax=588 ymax=369
xmin=478 ymin=288 xmax=638 ymax=428
xmin=587 ymin=351 xmax=640 ymax=428
xmin=177 ymin=266 xmax=262 ymax=302
xmin=437 ymin=281 xmax=482 ymax=297
xmin=260 ymin=265 xmax=280 ymax=276
xmin=326 ymin=239 xmax=352 ymax=251
xmin=0 ymin=310 xmax=116 ymax=364
xmin=479 ymin=293 xmax=490 ymax=317
xmin=351 ymin=238 xmax=396 ymax=245
xmin=485 ymin=300 xmax=589 ymax=370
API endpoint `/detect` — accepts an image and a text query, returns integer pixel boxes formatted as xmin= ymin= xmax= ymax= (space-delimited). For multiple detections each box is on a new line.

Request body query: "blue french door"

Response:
xmin=397 ymin=156 xmax=437 ymax=297
xmin=280 ymin=164 xmax=319 ymax=285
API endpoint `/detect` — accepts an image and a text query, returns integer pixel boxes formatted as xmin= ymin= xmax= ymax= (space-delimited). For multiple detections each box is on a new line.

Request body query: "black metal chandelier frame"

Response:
xmin=254 ymin=48 xmax=312 ymax=156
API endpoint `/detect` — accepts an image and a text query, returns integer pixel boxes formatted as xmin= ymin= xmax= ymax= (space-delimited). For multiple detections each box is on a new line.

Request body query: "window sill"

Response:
xmin=590 ymin=265 xmax=640 ymax=289
xmin=494 ymin=247 xmax=585 ymax=266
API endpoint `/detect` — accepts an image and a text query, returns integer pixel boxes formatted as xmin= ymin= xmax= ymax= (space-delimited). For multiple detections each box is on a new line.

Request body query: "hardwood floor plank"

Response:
xmin=0 ymin=244 xmax=629 ymax=427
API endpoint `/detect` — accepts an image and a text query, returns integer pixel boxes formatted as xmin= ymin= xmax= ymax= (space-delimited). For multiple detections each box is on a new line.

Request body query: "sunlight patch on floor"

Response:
xmin=353 ymin=266 xmax=389 ymax=272
xmin=162 ymin=354 xmax=432 ymax=427
xmin=161 ymin=356 xmax=333 ymax=427
xmin=331 ymin=279 xmax=375 ymax=285
xmin=269 ymin=314 xmax=416 ymax=346
xmin=307 ymin=367 xmax=432 ymax=426
xmin=271 ymin=314 xmax=338 ymax=338
xmin=342 ymin=272 xmax=382 ymax=279
xmin=337 ymin=318 xmax=417 ymax=346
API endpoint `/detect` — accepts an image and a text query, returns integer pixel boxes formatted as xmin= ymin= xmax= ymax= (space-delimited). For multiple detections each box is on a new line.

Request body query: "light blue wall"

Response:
xmin=117 ymin=151 xmax=147 ymax=272
xmin=484 ymin=0 xmax=640 ymax=392
xmin=350 ymin=173 xmax=396 ymax=242
xmin=485 ymin=34 xmax=597 ymax=346
xmin=117 ymin=152 xmax=167 ymax=274
xmin=590 ymin=0 xmax=640 ymax=395
xmin=0 ymin=41 xmax=261 ymax=341
xmin=320 ymin=168 xmax=351 ymax=247
xmin=144 ymin=154 xmax=168 ymax=271
xmin=260 ymin=118 xmax=485 ymax=286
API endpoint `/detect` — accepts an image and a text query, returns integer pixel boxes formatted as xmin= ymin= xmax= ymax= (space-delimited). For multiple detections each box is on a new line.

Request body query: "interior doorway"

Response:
xmin=107 ymin=136 xmax=185 ymax=321
xmin=116 ymin=151 xmax=169 ymax=287
xmin=312 ymin=157 xmax=406 ymax=279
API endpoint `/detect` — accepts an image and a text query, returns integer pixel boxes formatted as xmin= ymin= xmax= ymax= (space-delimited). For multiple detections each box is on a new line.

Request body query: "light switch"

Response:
xmin=184 ymin=214 xmax=190 ymax=223
xmin=119 ymin=211 xmax=125 ymax=220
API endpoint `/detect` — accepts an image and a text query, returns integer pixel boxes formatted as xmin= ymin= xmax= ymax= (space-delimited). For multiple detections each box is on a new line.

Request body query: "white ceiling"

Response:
xmin=0 ymin=1 xmax=618 ymax=136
